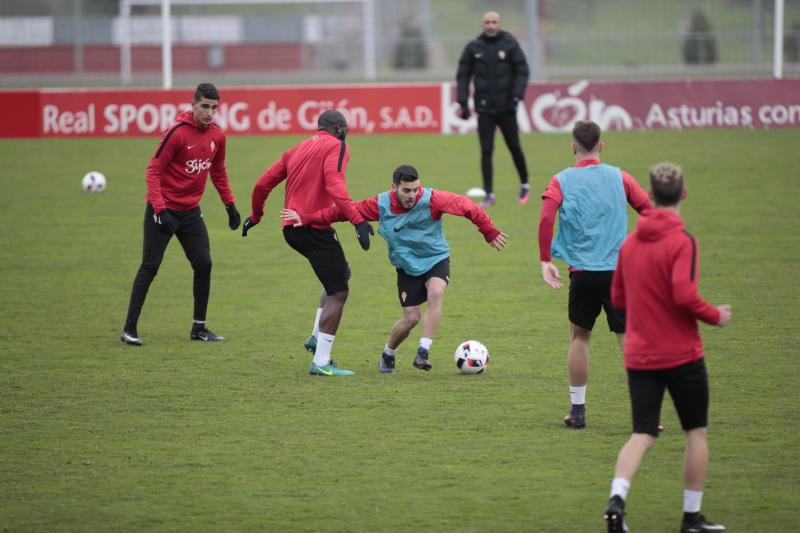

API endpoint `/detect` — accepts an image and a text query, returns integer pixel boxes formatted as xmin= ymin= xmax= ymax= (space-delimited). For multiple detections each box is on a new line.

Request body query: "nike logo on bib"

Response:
xmin=393 ymin=224 xmax=407 ymax=232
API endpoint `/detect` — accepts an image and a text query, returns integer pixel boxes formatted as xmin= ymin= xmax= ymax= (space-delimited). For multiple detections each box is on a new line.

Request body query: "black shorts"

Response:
xmin=568 ymin=270 xmax=625 ymax=332
xmin=396 ymin=258 xmax=450 ymax=307
xmin=627 ymin=359 xmax=709 ymax=437
xmin=283 ymin=226 xmax=349 ymax=295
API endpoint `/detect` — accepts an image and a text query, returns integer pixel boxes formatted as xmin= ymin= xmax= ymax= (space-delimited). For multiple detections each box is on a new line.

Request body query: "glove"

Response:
xmin=459 ymin=104 xmax=470 ymax=120
xmin=242 ymin=216 xmax=258 ymax=237
xmin=355 ymin=221 xmax=374 ymax=251
xmin=154 ymin=209 xmax=179 ymax=235
xmin=225 ymin=203 xmax=241 ymax=230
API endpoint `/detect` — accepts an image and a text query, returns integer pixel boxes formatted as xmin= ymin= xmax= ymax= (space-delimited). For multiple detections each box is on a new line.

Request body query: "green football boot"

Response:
xmin=304 ymin=335 xmax=317 ymax=353
xmin=309 ymin=361 xmax=355 ymax=377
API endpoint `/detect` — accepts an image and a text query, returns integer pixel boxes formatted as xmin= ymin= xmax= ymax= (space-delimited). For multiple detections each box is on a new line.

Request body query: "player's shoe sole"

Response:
xmin=517 ymin=187 xmax=531 ymax=205
xmin=309 ymin=362 xmax=355 ymax=377
xmin=120 ymin=331 xmax=142 ymax=346
xmin=604 ymin=496 xmax=628 ymax=533
xmin=680 ymin=515 xmax=726 ymax=532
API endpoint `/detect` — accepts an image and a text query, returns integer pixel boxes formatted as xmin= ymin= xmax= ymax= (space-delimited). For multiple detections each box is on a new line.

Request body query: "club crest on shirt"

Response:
xmin=498 ymin=50 xmax=506 ymax=60
xmin=210 ymin=140 xmax=216 ymax=152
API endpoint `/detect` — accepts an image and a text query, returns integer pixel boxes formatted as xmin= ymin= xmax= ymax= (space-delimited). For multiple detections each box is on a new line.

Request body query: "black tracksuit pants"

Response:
xmin=123 ymin=204 xmax=212 ymax=333
xmin=477 ymin=109 xmax=529 ymax=195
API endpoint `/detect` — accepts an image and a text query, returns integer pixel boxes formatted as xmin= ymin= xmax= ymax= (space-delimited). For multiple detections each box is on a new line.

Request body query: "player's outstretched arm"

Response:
xmin=489 ymin=232 xmax=509 ymax=251
xmin=541 ymin=261 xmax=562 ymax=289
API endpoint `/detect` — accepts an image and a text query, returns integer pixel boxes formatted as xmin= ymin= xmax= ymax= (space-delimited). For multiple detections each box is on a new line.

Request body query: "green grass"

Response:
xmin=1 ymin=128 xmax=799 ymax=531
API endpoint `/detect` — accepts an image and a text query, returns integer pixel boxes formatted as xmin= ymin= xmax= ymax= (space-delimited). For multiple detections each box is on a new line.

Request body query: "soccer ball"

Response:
xmin=81 ymin=171 xmax=106 ymax=192
xmin=454 ymin=340 xmax=490 ymax=374
xmin=465 ymin=187 xmax=487 ymax=199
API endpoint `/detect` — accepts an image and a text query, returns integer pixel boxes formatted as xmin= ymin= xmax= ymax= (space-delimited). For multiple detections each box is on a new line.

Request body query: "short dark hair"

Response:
xmin=649 ymin=162 xmax=684 ymax=206
xmin=392 ymin=164 xmax=419 ymax=185
xmin=194 ymin=83 xmax=220 ymax=102
xmin=572 ymin=120 xmax=601 ymax=153
xmin=317 ymin=109 xmax=348 ymax=131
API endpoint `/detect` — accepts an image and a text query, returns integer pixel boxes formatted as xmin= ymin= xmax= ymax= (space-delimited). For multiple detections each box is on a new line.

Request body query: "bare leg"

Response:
xmin=684 ymin=427 xmax=709 ymax=491
xmin=568 ymin=323 xmax=592 ymax=387
xmin=318 ymin=290 xmax=348 ymax=335
xmin=318 ymin=265 xmax=351 ymax=336
xmin=420 ymin=277 xmax=447 ymax=340
xmin=387 ymin=306 xmax=421 ymax=350
xmin=614 ymin=432 xmax=657 ymax=482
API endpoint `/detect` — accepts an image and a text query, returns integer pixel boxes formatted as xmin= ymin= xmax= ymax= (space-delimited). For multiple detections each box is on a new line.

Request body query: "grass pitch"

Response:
xmin=1 ymin=128 xmax=798 ymax=532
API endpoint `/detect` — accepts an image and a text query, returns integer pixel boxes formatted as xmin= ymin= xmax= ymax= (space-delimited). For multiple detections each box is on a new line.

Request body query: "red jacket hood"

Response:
xmin=635 ymin=209 xmax=685 ymax=242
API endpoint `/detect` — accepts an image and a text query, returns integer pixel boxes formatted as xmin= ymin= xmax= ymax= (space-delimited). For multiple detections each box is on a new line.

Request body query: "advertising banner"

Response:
xmin=3 ymin=78 xmax=799 ymax=138
xmin=24 ymin=84 xmax=441 ymax=138
xmin=444 ymin=79 xmax=800 ymax=134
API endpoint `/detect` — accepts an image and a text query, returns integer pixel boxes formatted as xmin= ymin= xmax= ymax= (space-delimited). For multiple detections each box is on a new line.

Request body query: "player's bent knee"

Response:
xmin=192 ymin=257 xmax=212 ymax=274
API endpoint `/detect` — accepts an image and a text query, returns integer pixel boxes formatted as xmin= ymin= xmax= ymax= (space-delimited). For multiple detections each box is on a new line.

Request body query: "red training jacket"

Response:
xmin=145 ymin=110 xmax=235 ymax=213
xmin=250 ymin=131 xmax=364 ymax=228
xmin=301 ymin=187 xmax=501 ymax=243
xmin=611 ymin=209 xmax=721 ymax=370
xmin=538 ymin=159 xmax=651 ymax=263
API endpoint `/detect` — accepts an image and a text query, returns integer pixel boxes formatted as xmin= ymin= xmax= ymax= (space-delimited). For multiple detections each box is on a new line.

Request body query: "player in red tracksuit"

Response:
xmin=281 ymin=164 xmax=508 ymax=373
xmin=603 ymin=163 xmax=731 ymax=533
xmin=242 ymin=109 xmax=372 ymax=377
xmin=121 ymin=83 xmax=240 ymax=346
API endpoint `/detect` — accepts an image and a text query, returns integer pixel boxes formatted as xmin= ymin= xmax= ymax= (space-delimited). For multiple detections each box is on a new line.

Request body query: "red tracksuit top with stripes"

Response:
xmin=250 ymin=131 xmax=364 ymax=228
xmin=145 ymin=110 xmax=235 ymax=213
xmin=611 ymin=209 xmax=721 ymax=371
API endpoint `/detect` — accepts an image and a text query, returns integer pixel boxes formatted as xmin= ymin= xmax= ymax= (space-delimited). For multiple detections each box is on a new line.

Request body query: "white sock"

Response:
xmin=311 ymin=308 xmax=322 ymax=337
xmin=610 ymin=477 xmax=630 ymax=500
xmin=521 ymin=183 xmax=531 ymax=190
xmin=313 ymin=332 xmax=335 ymax=366
xmin=570 ymin=385 xmax=586 ymax=405
xmin=193 ymin=319 xmax=204 ymax=325
xmin=383 ymin=345 xmax=396 ymax=356
xmin=419 ymin=337 xmax=432 ymax=351
xmin=683 ymin=490 xmax=703 ymax=513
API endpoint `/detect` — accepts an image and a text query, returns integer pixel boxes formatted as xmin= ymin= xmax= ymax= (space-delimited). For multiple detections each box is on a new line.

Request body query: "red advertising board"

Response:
xmin=444 ymin=78 xmax=800 ymax=134
xmin=2 ymin=78 xmax=799 ymax=138
xmin=25 ymin=84 xmax=441 ymax=138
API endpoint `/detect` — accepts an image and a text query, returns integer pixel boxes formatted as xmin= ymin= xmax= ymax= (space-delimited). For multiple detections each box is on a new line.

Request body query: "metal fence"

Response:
xmin=0 ymin=0 xmax=798 ymax=87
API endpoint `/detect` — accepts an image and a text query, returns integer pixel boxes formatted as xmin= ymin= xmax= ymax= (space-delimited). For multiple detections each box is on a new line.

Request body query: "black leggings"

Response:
xmin=123 ymin=204 xmax=212 ymax=332
xmin=477 ymin=110 xmax=529 ymax=195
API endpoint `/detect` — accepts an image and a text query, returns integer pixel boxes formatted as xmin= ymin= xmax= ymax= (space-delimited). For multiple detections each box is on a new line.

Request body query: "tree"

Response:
xmin=393 ymin=18 xmax=428 ymax=70
xmin=785 ymin=21 xmax=800 ymax=63
xmin=682 ymin=9 xmax=718 ymax=64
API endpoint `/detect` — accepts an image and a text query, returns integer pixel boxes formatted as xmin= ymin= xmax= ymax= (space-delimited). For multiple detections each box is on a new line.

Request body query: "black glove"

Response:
xmin=155 ymin=209 xmax=179 ymax=235
xmin=242 ymin=216 xmax=258 ymax=237
xmin=225 ymin=203 xmax=241 ymax=230
xmin=355 ymin=221 xmax=374 ymax=251
xmin=459 ymin=104 xmax=470 ymax=120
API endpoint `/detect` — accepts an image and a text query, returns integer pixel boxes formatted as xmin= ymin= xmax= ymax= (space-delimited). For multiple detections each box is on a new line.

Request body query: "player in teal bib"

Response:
xmin=538 ymin=121 xmax=651 ymax=429
xmin=282 ymin=164 xmax=508 ymax=373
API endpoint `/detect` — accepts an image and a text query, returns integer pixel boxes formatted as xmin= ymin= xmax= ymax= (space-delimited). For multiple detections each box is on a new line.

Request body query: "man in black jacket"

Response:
xmin=456 ymin=11 xmax=531 ymax=207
